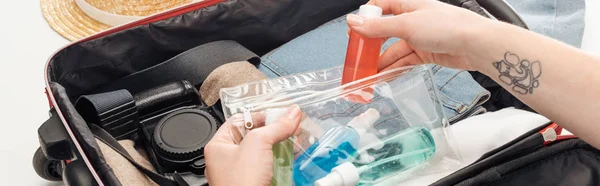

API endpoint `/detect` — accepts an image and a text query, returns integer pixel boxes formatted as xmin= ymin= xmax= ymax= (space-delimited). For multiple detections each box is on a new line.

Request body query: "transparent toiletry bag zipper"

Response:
xmin=220 ymin=65 xmax=462 ymax=186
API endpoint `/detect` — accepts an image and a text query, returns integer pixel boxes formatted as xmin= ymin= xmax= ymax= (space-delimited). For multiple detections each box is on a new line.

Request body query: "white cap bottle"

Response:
xmin=341 ymin=4 xmax=383 ymax=86
xmin=347 ymin=108 xmax=385 ymax=151
xmin=358 ymin=5 xmax=383 ymax=18
xmin=348 ymin=109 xmax=380 ymax=150
xmin=347 ymin=108 xmax=380 ymax=129
xmin=314 ymin=162 xmax=360 ymax=186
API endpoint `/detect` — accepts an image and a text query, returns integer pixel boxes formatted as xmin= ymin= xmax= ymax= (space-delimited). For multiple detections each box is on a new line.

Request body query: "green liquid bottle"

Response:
xmin=271 ymin=139 xmax=294 ymax=186
xmin=265 ymin=108 xmax=294 ymax=186
xmin=315 ymin=126 xmax=436 ymax=186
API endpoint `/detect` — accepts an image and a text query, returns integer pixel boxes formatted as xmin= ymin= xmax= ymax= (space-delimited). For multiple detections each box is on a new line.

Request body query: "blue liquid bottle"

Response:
xmin=293 ymin=109 xmax=380 ymax=186
xmin=315 ymin=126 xmax=436 ymax=186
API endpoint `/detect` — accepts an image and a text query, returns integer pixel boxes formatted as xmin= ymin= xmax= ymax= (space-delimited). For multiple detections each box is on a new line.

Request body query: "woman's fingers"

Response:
xmin=379 ymin=39 xmax=414 ymax=71
xmin=347 ymin=0 xmax=432 ymax=38
xmin=242 ymin=105 xmax=302 ymax=146
xmin=214 ymin=111 xmax=266 ymax=144
xmin=367 ymin=0 xmax=432 ymax=15
xmin=366 ymin=0 xmax=395 ymax=14
xmin=347 ymin=13 xmax=418 ymax=39
xmin=381 ymin=52 xmax=423 ymax=72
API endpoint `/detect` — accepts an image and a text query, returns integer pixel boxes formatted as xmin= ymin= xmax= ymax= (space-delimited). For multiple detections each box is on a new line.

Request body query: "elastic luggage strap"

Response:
xmin=90 ymin=125 xmax=179 ymax=186
xmin=96 ymin=40 xmax=261 ymax=95
xmin=75 ymin=90 xmax=139 ymax=140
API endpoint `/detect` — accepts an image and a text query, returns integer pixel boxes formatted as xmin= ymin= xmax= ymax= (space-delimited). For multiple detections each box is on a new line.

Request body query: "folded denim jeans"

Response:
xmin=258 ymin=14 xmax=490 ymax=123
xmin=506 ymin=0 xmax=586 ymax=48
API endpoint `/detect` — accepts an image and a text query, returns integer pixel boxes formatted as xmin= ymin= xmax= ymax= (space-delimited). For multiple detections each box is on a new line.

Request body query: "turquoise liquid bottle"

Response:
xmin=293 ymin=109 xmax=380 ymax=186
xmin=315 ymin=126 xmax=436 ymax=186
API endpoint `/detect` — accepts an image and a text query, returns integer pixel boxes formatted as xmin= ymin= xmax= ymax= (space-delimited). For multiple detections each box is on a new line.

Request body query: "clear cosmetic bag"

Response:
xmin=220 ymin=65 xmax=461 ymax=185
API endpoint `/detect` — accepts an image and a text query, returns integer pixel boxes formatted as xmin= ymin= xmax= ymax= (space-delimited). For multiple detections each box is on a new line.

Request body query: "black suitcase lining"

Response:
xmin=45 ymin=0 xmax=368 ymax=185
xmin=47 ymin=0 xmax=368 ymax=102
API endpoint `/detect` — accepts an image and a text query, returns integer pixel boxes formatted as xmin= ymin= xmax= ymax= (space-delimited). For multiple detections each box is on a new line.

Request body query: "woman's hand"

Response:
xmin=348 ymin=0 xmax=600 ymax=151
xmin=347 ymin=0 xmax=494 ymax=71
xmin=204 ymin=105 xmax=302 ymax=186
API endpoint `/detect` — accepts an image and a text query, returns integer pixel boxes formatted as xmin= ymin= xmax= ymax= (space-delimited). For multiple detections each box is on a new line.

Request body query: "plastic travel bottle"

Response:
xmin=342 ymin=5 xmax=384 ymax=85
xmin=266 ymin=109 xmax=295 ymax=186
xmin=342 ymin=5 xmax=384 ymax=104
xmin=315 ymin=126 xmax=436 ymax=186
xmin=272 ymin=140 xmax=294 ymax=186
xmin=292 ymin=109 xmax=380 ymax=186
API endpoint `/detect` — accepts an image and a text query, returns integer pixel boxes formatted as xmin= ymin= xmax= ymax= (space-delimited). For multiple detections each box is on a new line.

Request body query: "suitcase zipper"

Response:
xmin=239 ymin=67 xmax=415 ymax=131
xmin=243 ymin=104 xmax=255 ymax=129
xmin=540 ymin=123 xmax=577 ymax=146
xmin=82 ymin=0 xmax=225 ymax=42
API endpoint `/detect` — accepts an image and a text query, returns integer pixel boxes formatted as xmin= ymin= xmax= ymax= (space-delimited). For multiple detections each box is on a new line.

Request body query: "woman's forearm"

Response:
xmin=471 ymin=20 xmax=600 ymax=148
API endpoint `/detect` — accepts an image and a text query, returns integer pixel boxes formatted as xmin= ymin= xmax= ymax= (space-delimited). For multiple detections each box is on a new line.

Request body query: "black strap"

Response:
xmin=75 ymin=90 xmax=139 ymax=140
xmin=90 ymin=125 xmax=179 ymax=186
xmin=444 ymin=0 xmax=528 ymax=29
xmin=476 ymin=0 xmax=529 ymax=29
xmin=448 ymin=0 xmax=490 ymax=18
xmin=95 ymin=40 xmax=261 ymax=95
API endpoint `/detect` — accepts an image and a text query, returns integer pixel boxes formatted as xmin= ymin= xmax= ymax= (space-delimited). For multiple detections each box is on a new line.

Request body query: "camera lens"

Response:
xmin=153 ymin=109 xmax=217 ymax=161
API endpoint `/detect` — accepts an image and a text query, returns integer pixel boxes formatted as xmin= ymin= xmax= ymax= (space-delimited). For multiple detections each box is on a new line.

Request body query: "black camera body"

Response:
xmin=133 ymin=80 xmax=224 ymax=175
xmin=139 ymin=105 xmax=219 ymax=175
xmin=76 ymin=80 xmax=223 ymax=176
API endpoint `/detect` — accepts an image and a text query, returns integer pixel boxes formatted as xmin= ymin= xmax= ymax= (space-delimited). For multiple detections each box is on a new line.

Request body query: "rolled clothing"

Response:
xmin=200 ymin=61 xmax=268 ymax=106
xmin=96 ymin=139 xmax=158 ymax=186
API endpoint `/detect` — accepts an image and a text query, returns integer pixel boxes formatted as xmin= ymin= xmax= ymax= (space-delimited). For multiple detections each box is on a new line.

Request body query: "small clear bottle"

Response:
xmin=266 ymin=109 xmax=295 ymax=186
xmin=342 ymin=5 xmax=384 ymax=104
xmin=315 ymin=126 xmax=436 ymax=186
xmin=292 ymin=109 xmax=380 ymax=186
xmin=342 ymin=5 xmax=384 ymax=85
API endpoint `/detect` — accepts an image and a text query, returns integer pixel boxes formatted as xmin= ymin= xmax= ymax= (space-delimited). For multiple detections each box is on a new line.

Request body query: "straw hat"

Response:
xmin=41 ymin=0 xmax=197 ymax=41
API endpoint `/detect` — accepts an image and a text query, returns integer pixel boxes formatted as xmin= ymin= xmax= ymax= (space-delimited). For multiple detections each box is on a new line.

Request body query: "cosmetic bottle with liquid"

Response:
xmin=265 ymin=109 xmax=295 ymax=186
xmin=342 ymin=5 xmax=384 ymax=104
xmin=315 ymin=126 xmax=436 ymax=186
xmin=293 ymin=109 xmax=380 ymax=186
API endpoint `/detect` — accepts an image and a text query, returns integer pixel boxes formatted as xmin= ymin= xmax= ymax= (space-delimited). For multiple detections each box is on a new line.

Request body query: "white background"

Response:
xmin=0 ymin=1 xmax=598 ymax=185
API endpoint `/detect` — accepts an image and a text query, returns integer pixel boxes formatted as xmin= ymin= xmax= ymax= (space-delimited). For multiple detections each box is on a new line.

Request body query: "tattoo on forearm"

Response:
xmin=493 ymin=52 xmax=542 ymax=94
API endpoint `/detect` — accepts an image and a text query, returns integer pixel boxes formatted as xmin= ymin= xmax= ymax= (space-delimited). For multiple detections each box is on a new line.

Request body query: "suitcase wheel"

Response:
xmin=33 ymin=147 xmax=62 ymax=181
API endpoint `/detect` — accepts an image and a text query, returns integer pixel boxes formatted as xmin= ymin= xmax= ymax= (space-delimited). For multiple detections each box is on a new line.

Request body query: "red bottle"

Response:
xmin=342 ymin=5 xmax=383 ymax=103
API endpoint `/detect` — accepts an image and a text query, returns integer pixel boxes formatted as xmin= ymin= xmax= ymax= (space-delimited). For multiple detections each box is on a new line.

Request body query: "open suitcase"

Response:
xmin=33 ymin=0 xmax=600 ymax=185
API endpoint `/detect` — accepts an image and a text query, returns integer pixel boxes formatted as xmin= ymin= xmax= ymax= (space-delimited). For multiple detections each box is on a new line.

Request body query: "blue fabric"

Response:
xmin=258 ymin=14 xmax=490 ymax=123
xmin=505 ymin=0 xmax=586 ymax=47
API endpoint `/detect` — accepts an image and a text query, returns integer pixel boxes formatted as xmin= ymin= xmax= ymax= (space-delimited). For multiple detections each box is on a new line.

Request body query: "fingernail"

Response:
xmin=346 ymin=14 xmax=365 ymax=26
xmin=287 ymin=105 xmax=301 ymax=120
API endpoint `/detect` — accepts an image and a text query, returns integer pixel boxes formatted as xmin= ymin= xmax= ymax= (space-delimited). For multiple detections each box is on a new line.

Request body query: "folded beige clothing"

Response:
xmin=96 ymin=139 xmax=158 ymax=186
xmin=200 ymin=61 xmax=268 ymax=106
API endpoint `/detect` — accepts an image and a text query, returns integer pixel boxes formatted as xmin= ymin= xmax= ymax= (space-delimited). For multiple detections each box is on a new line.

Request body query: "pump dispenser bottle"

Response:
xmin=315 ymin=126 xmax=436 ymax=186
xmin=342 ymin=5 xmax=384 ymax=85
xmin=292 ymin=109 xmax=380 ymax=186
